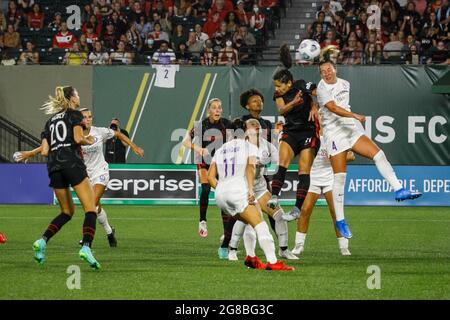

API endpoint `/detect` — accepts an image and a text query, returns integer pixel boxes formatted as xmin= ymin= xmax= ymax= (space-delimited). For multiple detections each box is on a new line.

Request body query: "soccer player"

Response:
xmin=268 ymin=44 xmax=320 ymax=222
xmin=32 ymin=86 xmax=101 ymax=269
xmin=207 ymin=118 xmax=294 ymax=271
xmin=316 ymin=48 xmax=422 ymax=238
xmin=15 ymin=109 xmax=145 ymax=247
xmin=182 ymin=98 xmax=236 ymax=259
xmin=283 ymin=132 xmax=355 ymax=256
xmin=228 ymin=117 xmax=298 ymax=261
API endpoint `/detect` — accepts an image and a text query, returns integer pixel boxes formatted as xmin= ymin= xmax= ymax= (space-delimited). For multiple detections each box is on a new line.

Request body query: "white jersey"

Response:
xmin=81 ymin=126 xmax=115 ymax=179
xmin=152 ymin=64 xmax=179 ymax=88
xmin=310 ymin=136 xmax=333 ymax=186
xmin=213 ymin=139 xmax=258 ymax=183
xmin=317 ymin=78 xmax=356 ymax=131
xmin=255 ymin=138 xmax=279 ymax=180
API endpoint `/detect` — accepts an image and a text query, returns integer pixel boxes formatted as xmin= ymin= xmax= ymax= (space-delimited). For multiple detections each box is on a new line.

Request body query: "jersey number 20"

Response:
xmin=49 ymin=121 xmax=68 ymax=145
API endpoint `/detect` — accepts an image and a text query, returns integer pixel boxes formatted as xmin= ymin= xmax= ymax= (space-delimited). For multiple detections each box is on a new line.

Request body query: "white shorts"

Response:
xmin=215 ymin=179 xmax=249 ymax=216
xmin=324 ymin=125 xmax=364 ymax=157
xmin=254 ymin=177 xmax=269 ymax=200
xmin=308 ymin=184 xmax=333 ymax=195
xmin=89 ymin=172 xmax=110 ymax=187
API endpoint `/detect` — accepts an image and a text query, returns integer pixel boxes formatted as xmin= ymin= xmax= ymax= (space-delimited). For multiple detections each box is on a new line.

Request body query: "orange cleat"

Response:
xmin=0 ymin=232 xmax=7 ymax=244
xmin=244 ymin=255 xmax=266 ymax=270
xmin=266 ymin=261 xmax=295 ymax=271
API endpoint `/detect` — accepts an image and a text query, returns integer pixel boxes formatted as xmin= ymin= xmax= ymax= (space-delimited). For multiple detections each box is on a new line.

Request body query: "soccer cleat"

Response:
xmin=292 ymin=244 xmax=304 ymax=255
xmin=198 ymin=221 xmax=208 ymax=238
xmin=79 ymin=245 xmax=101 ymax=270
xmin=395 ymin=188 xmax=422 ymax=202
xmin=340 ymin=248 xmax=351 ymax=256
xmin=266 ymin=261 xmax=295 ymax=271
xmin=279 ymin=249 xmax=299 ymax=260
xmin=33 ymin=238 xmax=46 ymax=265
xmin=267 ymin=195 xmax=279 ymax=209
xmin=336 ymin=219 xmax=352 ymax=239
xmin=107 ymin=227 xmax=117 ymax=247
xmin=244 ymin=255 xmax=266 ymax=269
xmin=0 ymin=232 xmax=6 ymax=244
xmin=218 ymin=247 xmax=229 ymax=260
xmin=282 ymin=208 xmax=300 ymax=222
xmin=228 ymin=249 xmax=238 ymax=261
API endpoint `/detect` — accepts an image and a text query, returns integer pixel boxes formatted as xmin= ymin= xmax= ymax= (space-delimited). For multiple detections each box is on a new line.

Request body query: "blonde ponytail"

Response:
xmin=320 ymin=45 xmax=340 ymax=65
xmin=41 ymin=86 xmax=74 ymax=115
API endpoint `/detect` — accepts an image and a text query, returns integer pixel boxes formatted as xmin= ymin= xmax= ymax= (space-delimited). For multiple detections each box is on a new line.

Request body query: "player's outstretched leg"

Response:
xmin=79 ymin=212 xmax=101 ymax=270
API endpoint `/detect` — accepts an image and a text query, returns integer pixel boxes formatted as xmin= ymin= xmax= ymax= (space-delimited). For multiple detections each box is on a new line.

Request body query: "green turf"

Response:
xmin=0 ymin=205 xmax=450 ymax=299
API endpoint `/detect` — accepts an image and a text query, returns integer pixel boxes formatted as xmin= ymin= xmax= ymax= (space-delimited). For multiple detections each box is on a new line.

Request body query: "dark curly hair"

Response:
xmin=240 ymin=88 xmax=264 ymax=109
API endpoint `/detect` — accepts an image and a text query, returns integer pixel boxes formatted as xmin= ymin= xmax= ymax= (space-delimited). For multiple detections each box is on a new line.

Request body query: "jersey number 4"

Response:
xmin=49 ymin=121 xmax=68 ymax=145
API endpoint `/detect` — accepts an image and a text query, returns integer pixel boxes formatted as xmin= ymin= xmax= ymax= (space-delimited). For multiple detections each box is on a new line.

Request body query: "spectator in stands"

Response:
xmin=211 ymin=0 xmax=234 ymax=21
xmin=404 ymin=43 xmax=420 ymax=63
xmin=110 ymin=40 xmax=134 ymax=65
xmin=200 ymin=39 xmax=218 ymax=65
xmin=365 ymin=41 xmax=383 ymax=64
xmin=402 ymin=1 xmax=421 ymax=23
xmin=234 ymin=25 xmax=256 ymax=46
xmin=148 ymin=22 xmax=170 ymax=48
xmin=48 ymin=12 xmax=62 ymax=30
xmin=340 ymin=35 xmax=363 ymax=64
xmin=153 ymin=0 xmax=169 ymax=18
xmin=18 ymin=0 xmax=33 ymax=14
xmin=403 ymin=33 xmax=420 ymax=50
xmin=109 ymin=11 xmax=128 ymax=36
xmin=212 ymin=33 xmax=224 ymax=51
xmin=6 ymin=0 xmax=23 ymax=30
xmin=53 ymin=21 xmax=76 ymax=50
xmin=426 ymin=39 xmax=450 ymax=64
xmin=64 ymin=42 xmax=88 ymax=65
xmin=152 ymin=12 xmax=172 ymax=33
xmin=152 ymin=0 xmax=174 ymax=17
xmin=119 ymin=34 xmax=135 ymax=52
xmin=225 ymin=11 xmax=240 ymax=34
xmin=235 ymin=35 xmax=252 ymax=64
xmin=235 ymin=0 xmax=250 ymax=27
xmin=0 ymin=11 xmax=6 ymax=33
xmin=172 ymin=24 xmax=188 ymax=51
xmin=27 ymin=3 xmax=43 ymax=30
xmin=98 ymin=0 xmax=113 ymax=18
xmin=174 ymin=0 xmax=192 ymax=17
xmin=84 ymin=23 xmax=99 ymax=49
xmin=383 ymin=31 xmax=405 ymax=60
xmin=135 ymin=15 xmax=153 ymax=41
xmin=399 ymin=10 xmax=419 ymax=37
xmin=249 ymin=4 xmax=265 ymax=31
xmin=128 ymin=0 xmax=146 ymax=24
xmin=18 ymin=40 xmax=38 ymax=64
xmin=81 ymin=3 xmax=94 ymax=24
xmin=308 ymin=11 xmax=331 ymax=36
xmin=334 ymin=11 xmax=347 ymax=36
xmin=321 ymin=29 xmax=340 ymax=48
xmin=310 ymin=21 xmax=324 ymax=42
xmin=218 ymin=38 xmax=239 ymax=65
xmin=436 ymin=0 xmax=450 ymax=25
xmin=186 ymin=30 xmax=204 ymax=60
xmin=126 ymin=22 xmax=142 ymax=51
xmin=419 ymin=27 xmax=438 ymax=56
xmin=259 ymin=0 xmax=278 ymax=9
xmin=89 ymin=41 xmax=110 ymax=65
xmin=105 ymin=118 xmax=130 ymax=164
xmin=203 ymin=12 xmax=221 ymax=39
xmin=78 ymin=34 xmax=90 ymax=52
xmin=444 ymin=30 xmax=450 ymax=50
xmin=176 ymin=42 xmax=193 ymax=64
xmin=112 ymin=1 xmax=128 ymax=20
xmin=381 ymin=0 xmax=398 ymax=24
xmin=152 ymin=40 xmax=177 ymax=64
xmin=192 ymin=0 xmax=211 ymax=17
xmin=422 ymin=11 xmax=443 ymax=35
xmin=215 ymin=21 xmax=231 ymax=39
xmin=194 ymin=24 xmax=209 ymax=42
xmin=102 ymin=22 xmax=118 ymax=50
xmin=318 ymin=0 xmax=336 ymax=24
xmin=82 ymin=15 xmax=100 ymax=35
xmin=0 ymin=23 xmax=21 ymax=49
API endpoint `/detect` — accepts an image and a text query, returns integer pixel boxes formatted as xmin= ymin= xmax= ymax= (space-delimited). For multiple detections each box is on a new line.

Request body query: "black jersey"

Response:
xmin=41 ymin=109 xmax=86 ymax=173
xmin=273 ymin=79 xmax=317 ymax=132
xmin=241 ymin=114 xmax=273 ymax=142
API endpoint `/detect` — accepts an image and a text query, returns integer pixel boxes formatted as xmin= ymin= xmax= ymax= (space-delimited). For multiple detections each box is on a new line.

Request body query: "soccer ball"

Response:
xmin=297 ymin=39 xmax=321 ymax=61
xmin=13 ymin=151 xmax=22 ymax=162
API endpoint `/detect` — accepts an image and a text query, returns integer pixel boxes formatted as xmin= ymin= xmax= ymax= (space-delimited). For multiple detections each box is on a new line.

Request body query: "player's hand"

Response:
xmin=292 ymin=91 xmax=304 ymax=106
xmin=308 ymin=103 xmax=319 ymax=122
xmin=13 ymin=151 xmax=29 ymax=163
xmin=85 ymin=135 xmax=95 ymax=145
xmin=248 ymin=192 xmax=256 ymax=204
xmin=354 ymin=113 xmax=366 ymax=123
xmin=200 ymin=148 xmax=210 ymax=157
xmin=133 ymin=147 xmax=145 ymax=158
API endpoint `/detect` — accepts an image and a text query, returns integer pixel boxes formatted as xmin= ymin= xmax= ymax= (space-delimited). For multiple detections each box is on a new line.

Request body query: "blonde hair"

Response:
xmin=41 ymin=86 xmax=75 ymax=115
xmin=319 ymin=45 xmax=340 ymax=65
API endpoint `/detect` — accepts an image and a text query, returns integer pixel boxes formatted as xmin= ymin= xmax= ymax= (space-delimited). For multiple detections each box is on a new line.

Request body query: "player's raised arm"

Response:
xmin=207 ymin=161 xmax=218 ymax=189
xmin=15 ymin=146 xmax=43 ymax=162
xmin=182 ymin=127 xmax=208 ymax=157
xmin=73 ymin=125 xmax=94 ymax=146
xmin=115 ymin=131 xmax=144 ymax=158
xmin=323 ymin=100 xmax=366 ymax=123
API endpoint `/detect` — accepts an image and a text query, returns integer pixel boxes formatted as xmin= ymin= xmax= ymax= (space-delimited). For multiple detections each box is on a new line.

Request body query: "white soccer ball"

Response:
xmin=13 ymin=151 xmax=22 ymax=162
xmin=297 ymin=39 xmax=321 ymax=61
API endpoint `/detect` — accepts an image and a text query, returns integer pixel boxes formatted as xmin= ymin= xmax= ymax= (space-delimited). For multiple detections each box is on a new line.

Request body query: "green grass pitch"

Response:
xmin=0 ymin=205 xmax=449 ymax=299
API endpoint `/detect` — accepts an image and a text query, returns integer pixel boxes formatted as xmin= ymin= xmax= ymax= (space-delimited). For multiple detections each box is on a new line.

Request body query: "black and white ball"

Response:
xmin=297 ymin=39 xmax=321 ymax=61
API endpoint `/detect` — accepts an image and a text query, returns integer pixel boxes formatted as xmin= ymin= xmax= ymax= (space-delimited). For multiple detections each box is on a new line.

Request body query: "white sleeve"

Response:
xmin=248 ymin=143 xmax=258 ymax=158
xmin=317 ymin=85 xmax=334 ymax=107
xmin=99 ymin=127 xmax=115 ymax=141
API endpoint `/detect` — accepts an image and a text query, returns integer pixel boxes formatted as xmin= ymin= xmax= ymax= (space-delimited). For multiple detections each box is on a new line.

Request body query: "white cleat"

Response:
xmin=340 ymin=248 xmax=351 ymax=256
xmin=198 ymin=221 xmax=208 ymax=238
xmin=279 ymin=249 xmax=299 ymax=260
xmin=292 ymin=244 xmax=304 ymax=255
xmin=228 ymin=250 xmax=238 ymax=261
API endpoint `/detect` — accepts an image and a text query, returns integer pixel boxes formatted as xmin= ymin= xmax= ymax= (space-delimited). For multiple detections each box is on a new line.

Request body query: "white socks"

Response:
xmin=295 ymin=232 xmax=307 ymax=247
xmin=97 ymin=208 xmax=113 ymax=235
xmin=373 ymin=150 xmax=402 ymax=191
xmin=273 ymin=208 xmax=289 ymax=248
xmin=333 ymin=173 xmax=346 ymax=221
xmin=338 ymin=237 xmax=348 ymax=249
xmin=254 ymin=222 xmax=277 ymax=264
xmin=243 ymin=224 xmax=257 ymax=257
xmin=229 ymin=220 xmax=246 ymax=249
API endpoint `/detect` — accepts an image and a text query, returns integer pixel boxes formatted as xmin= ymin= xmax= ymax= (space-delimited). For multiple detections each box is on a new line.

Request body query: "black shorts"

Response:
xmin=280 ymin=130 xmax=320 ymax=156
xmin=197 ymin=163 xmax=210 ymax=171
xmin=49 ymin=167 xmax=88 ymax=189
